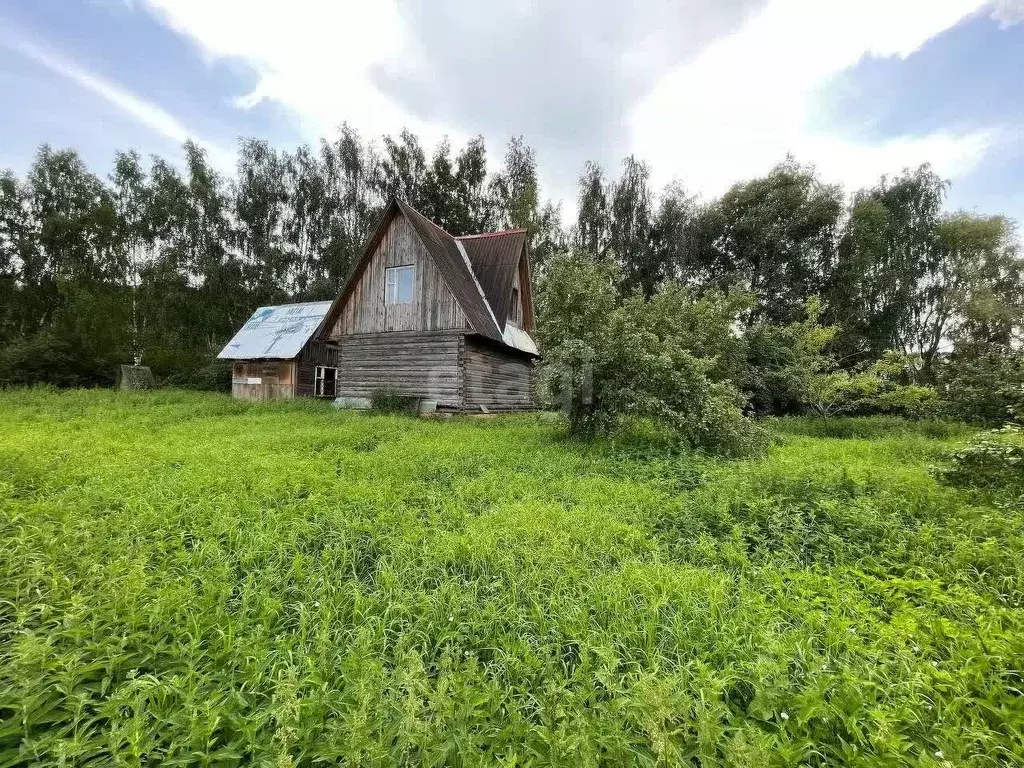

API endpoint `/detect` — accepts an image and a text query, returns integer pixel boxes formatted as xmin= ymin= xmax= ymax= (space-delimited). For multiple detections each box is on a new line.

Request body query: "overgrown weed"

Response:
xmin=1 ymin=390 xmax=1022 ymax=766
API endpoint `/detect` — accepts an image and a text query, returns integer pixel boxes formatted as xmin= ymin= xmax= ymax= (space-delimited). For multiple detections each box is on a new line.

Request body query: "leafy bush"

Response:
xmin=160 ymin=358 xmax=233 ymax=391
xmin=939 ymin=347 xmax=1024 ymax=424
xmin=932 ymin=424 xmax=1024 ymax=492
xmin=0 ymin=330 xmax=119 ymax=388
xmin=740 ymin=298 xmax=836 ymax=416
xmin=537 ymin=254 xmax=767 ymax=456
xmin=806 ymin=352 xmax=942 ymax=418
xmin=370 ymin=387 xmax=416 ymax=413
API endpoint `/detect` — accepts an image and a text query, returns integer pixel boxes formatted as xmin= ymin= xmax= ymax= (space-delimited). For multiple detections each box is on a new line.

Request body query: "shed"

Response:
xmin=217 ymin=300 xmax=340 ymax=400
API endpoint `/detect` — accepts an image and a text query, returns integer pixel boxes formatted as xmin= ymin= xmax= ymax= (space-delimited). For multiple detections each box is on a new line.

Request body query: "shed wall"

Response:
xmin=231 ymin=361 xmax=295 ymax=401
xmin=336 ymin=331 xmax=463 ymax=407
xmin=295 ymin=341 xmax=342 ymax=397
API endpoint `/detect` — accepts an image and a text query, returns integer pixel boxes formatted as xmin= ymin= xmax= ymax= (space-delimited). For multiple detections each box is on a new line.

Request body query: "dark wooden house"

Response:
xmin=218 ymin=199 xmax=539 ymax=410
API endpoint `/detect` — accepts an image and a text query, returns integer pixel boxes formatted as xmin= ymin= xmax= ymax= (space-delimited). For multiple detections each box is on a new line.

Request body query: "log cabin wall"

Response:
xmin=295 ymin=340 xmax=342 ymax=397
xmin=231 ymin=361 xmax=296 ymax=401
xmin=462 ymin=337 xmax=535 ymax=411
xmin=336 ymin=331 xmax=464 ymax=408
xmin=329 ymin=213 xmax=467 ymax=338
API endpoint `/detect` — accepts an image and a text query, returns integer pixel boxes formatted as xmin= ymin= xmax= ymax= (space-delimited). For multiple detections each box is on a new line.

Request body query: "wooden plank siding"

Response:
xmin=231 ymin=361 xmax=295 ymax=401
xmin=329 ymin=214 xmax=467 ymax=337
xmin=336 ymin=331 xmax=464 ymax=408
xmin=463 ymin=338 xmax=535 ymax=411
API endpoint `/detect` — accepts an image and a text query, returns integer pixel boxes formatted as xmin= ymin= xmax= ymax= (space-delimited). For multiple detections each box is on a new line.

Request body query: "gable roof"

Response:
xmin=456 ymin=229 xmax=527 ymax=328
xmin=217 ymin=301 xmax=333 ymax=360
xmin=322 ymin=198 xmax=538 ymax=355
xmin=394 ymin=200 xmax=503 ymax=341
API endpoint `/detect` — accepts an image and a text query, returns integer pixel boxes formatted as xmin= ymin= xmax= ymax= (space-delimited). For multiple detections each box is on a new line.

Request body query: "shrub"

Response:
xmin=932 ymin=424 xmax=1024 ymax=492
xmin=537 ymin=254 xmax=767 ymax=456
xmin=805 ymin=352 xmax=942 ymax=419
xmin=370 ymin=387 xmax=416 ymax=413
xmin=740 ymin=298 xmax=836 ymax=416
xmin=939 ymin=348 xmax=1024 ymax=424
xmin=0 ymin=330 xmax=119 ymax=388
xmin=161 ymin=358 xmax=233 ymax=391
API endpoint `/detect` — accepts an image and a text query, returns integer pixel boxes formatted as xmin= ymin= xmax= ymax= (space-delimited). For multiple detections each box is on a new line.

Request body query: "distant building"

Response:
xmin=217 ymin=198 xmax=539 ymax=410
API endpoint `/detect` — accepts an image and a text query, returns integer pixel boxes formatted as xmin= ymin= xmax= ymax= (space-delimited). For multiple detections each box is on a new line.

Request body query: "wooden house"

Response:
xmin=217 ymin=199 xmax=540 ymax=410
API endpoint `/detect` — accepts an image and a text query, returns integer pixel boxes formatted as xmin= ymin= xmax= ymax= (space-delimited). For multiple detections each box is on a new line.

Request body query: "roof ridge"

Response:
xmin=457 ymin=228 xmax=528 ymax=239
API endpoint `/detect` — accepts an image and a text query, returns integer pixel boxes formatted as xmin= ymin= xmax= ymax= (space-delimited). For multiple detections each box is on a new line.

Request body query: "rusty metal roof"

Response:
xmin=456 ymin=229 xmax=527 ymax=328
xmin=217 ymin=301 xmax=332 ymax=360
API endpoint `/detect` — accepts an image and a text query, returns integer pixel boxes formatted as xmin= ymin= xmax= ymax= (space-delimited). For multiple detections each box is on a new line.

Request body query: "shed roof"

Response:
xmin=217 ymin=301 xmax=332 ymax=360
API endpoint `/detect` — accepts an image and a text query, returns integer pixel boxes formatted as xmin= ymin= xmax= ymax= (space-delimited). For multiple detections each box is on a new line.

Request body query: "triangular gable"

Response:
xmin=395 ymin=200 xmax=503 ymax=341
xmin=320 ymin=199 xmax=503 ymax=342
xmin=457 ymin=229 xmax=527 ymax=328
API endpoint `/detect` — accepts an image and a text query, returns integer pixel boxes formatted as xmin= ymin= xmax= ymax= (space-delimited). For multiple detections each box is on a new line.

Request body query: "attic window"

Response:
xmin=509 ymin=287 xmax=521 ymax=326
xmin=385 ymin=265 xmax=415 ymax=305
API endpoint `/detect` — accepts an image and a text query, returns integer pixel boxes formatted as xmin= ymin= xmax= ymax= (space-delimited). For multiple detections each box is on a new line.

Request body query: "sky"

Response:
xmin=1 ymin=0 xmax=1023 ymax=224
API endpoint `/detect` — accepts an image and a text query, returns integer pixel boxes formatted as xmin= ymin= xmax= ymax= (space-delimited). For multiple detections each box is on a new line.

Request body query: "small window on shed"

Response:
xmin=385 ymin=265 xmax=415 ymax=305
xmin=315 ymin=366 xmax=337 ymax=398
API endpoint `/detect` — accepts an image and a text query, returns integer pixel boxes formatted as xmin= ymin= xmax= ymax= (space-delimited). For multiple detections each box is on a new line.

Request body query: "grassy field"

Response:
xmin=1 ymin=389 xmax=1022 ymax=767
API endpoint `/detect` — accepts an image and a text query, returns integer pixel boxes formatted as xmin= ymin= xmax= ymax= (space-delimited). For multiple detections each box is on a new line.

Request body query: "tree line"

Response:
xmin=0 ymin=129 xmax=555 ymax=387
xmin=1 ymin=127 xmax=1022 ymax=425
xmin=539 ymin=156 xmax=1023 ymax=444
xmin=568 ymin=156 xmax=1022 ymax=376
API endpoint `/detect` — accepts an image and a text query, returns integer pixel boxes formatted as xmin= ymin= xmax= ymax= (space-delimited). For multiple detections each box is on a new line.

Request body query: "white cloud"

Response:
xmin=133 ymin=0 xmax=1016 ymax=205
xmin=991 ymin=0 xmax=1024 ymax=25
xmin=2 ymin=33 xmax=235 ymax=171
xmin=139 ymin=0 xmax=459 ymax=148
xmin=629 ymin=0 xmax=997 ymax=199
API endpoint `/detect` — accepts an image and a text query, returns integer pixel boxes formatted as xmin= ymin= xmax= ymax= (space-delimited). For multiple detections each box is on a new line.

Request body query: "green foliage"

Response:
xmin=740 ymin=298 xmax=836 ymax=415
xmin=688 ymin=157 xmax=845 ymax=323
xmin=770 ymin=415 xmax=972 ymax=440
xmin=2 ymin=390 xmax=1024 ymax=765
xmin=370 ymin=387 xmax=416 ymax=413
xmin=538 ymin=255 xmax=766 ymax=456
xmin=0 ymin=329 xmax=120 ymax=388
xmin=806 ymin=352 xmax=942 ymax=419
xmin=161 ymin=358 xmax=233 ymax=392
xmin=939 ymin=347 xmax=1024 ymax=424
xmin=827 ymin=165 xmax=948 ymax=364
xmin=932 ymin=424 xmax=1024 ymax=494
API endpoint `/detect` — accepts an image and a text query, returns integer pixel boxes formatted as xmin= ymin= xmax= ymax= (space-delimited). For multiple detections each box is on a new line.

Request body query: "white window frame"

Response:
xmin=385 ymin=265 xmax=415 ymax=305
xmin=314 ymin=366 xmax=337 ymax=397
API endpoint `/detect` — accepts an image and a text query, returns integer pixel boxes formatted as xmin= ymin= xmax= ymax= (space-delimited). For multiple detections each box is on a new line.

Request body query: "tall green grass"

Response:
xmin=1 ymin=389 xmax=1022 ymax=766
